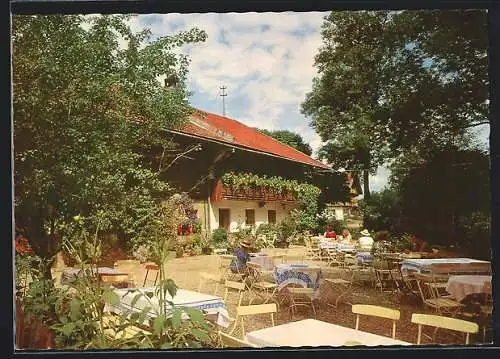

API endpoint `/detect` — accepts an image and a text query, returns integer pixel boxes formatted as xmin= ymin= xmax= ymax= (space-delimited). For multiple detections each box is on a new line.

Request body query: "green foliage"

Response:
xmin=221 ymin=172 xmax=320 ymax=201
xmin=221 ymin=172 xmax=321 ymax=234
xmin=211 ymin=228 xmax=229 ymax=249
xmin=255 ymin=223 xmax=279 ymax=249
xmin=256 ymin=129 xmax=313 ymax=155
xmin=302 ymin=10 xmax=488 ymax=198
xmin=399 ymin=149 xmax=490 ymax=250
xmin=359 ymin=188 xmax=404 ymax=234
xmin=457 ymin=212 xmax=490 ymax=260
xmin=12 ymin=14 xmax=207 ymax=266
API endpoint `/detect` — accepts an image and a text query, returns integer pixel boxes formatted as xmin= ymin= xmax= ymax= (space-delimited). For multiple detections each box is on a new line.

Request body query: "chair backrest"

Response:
xmin=224 ymin=280 xmax=246 ymax=306
xmin=411 ymin=313 xmax=479 ymax=344
xmin=218 ymin=331 xmax=256 ymax=348
xmin=235 ymin=303 xmax=277 ymax=336
xmin=352 ymin=304 xmax=401 ymax=339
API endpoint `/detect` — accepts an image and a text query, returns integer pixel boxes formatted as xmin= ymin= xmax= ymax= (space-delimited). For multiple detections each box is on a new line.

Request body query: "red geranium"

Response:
xmin=15 ymin=235 xmax=33 ymax=256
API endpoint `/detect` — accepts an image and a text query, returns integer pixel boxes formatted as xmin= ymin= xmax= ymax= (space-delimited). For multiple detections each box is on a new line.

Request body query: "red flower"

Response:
xmin=15 ymin=236 xmax=33 ymax=255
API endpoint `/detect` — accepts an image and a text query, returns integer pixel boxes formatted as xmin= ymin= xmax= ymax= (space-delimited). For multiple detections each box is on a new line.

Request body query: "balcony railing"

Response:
xmin=211 ymin=180 xmax=296 ymax=202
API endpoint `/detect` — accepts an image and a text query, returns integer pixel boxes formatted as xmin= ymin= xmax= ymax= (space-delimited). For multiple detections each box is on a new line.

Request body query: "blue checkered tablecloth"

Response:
xmin=355 ymin=252 xmax=374 ymax=265
xmin=273 ymin=264 xmax=322 ymax=292
xmin=105 ymin=287 xmax=230 ymax=328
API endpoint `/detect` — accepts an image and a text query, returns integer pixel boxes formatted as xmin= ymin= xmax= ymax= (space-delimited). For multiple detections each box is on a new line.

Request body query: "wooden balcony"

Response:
xmin=211 ymin=180 xmax=296 ymax=202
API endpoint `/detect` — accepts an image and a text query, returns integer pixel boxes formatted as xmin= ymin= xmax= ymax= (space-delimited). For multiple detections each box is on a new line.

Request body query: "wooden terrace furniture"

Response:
xmin=415 ymin=273 xmax=464 ymax=316
xmin=411 ymin=313 xmax=479 ymax=344
xmin=224 ymin=280 xmax=246 ymax=307
xmin=218 ymin=331 xmax=257 ymax=348
xmin=243 ymin=319 xmax=411 ymax=347
xmin=142 ymin=262 xmax=159 ymax=287
xmin=246 ymin=262 xmax=279 ymax=307
xmin=230 ymin=303 xmax=277 ymax=338
xmin=351 ymin=304 xmax=401 ymax=339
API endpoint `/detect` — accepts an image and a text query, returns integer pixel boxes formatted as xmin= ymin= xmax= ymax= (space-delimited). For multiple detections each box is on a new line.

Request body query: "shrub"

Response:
xmin=211 ymin=228 xmax=229 ymax=249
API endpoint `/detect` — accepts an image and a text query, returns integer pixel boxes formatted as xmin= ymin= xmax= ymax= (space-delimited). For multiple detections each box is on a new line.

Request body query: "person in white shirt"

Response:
xmin=358 ymin=229 xmax=374 ymax=250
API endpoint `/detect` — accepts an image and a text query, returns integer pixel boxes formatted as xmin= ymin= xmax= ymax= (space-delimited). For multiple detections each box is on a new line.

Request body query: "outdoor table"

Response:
xmin=400 ymin=258 xmax=491 ymax=276
xmin=61 ymin=266 xmax=123 ymax=284
xmin=355 ymin=252 xmax=373 ymax=265
xmin=273 ymin=263 xmax=322 ymax=298
xmin=104 ymin=287 xmax=230 ymax=328
xmin=249 ymin=253 xmax=275 ymax=270
xmin=244 ymin=319 xmax=411 ymax=347
xmin=445 ymin=275 xmax=492 ymax=303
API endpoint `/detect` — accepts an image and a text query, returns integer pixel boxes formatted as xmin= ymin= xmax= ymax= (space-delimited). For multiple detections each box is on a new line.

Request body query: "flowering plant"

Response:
xmin=15 ymin=235 xmax=34 ymax=256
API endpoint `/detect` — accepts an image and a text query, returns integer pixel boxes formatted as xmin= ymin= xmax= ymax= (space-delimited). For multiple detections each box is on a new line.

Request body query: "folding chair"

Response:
xmin=415 ymin=274 xmax=464 ymax=316
xmin=374 ymin=269 xmax=399 ymax=293
xmin=325 ymin=249 xmax=344 ymax=267
xmin=230 ymin=303 xmax=277 ymax=338
xmin=323 ymin=268 xmax=354 ymax=308
xmin=246 ymin=262 xmax=279 ymax=307
xmin=352 ymin=304 xmax=401 ymax=339
xmin=411 ymin=313 xmax=479 ymax=344
xmin=218 ymin=331 xmax=256 ymax=348
xmin=224 ymin=280 xmax=246 ymax=307
xmin=218 ymin=254 xmax=245 ymax=282
xmin=142 ymin=262 xmax=159 ymax=287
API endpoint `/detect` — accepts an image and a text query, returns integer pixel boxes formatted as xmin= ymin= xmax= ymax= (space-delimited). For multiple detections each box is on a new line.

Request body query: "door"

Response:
xmin=219 ymin=208 xmax=230 ymax=230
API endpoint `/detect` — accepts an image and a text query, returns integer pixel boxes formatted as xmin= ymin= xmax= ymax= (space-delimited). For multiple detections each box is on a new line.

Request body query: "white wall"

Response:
xmin=205 ymin=199 xmax=298 ymax=233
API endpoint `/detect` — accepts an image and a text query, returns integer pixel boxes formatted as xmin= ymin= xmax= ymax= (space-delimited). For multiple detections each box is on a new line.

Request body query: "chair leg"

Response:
xmin=143 ymin=268 xmax=149 ymax=287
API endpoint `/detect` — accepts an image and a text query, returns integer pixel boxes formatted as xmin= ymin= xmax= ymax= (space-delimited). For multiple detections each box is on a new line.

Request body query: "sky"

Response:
xmin=126 ymin=12 xmax=490 ymax=194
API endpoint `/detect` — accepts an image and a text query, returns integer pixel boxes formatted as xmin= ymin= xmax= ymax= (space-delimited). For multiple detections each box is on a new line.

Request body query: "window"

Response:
xmin=219 ymin=209 xmax=230 ymax=230
xmin=245 ymin=209 xmax=255 ymax=226
xmin=268 ymin=210 xmax=276 ymax=224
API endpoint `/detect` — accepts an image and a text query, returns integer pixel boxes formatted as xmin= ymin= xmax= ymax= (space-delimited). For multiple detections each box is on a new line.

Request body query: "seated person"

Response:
xmin=323 ymin=227 xmax=337 ymax=240
xmin=410 ymin=234 xmax=429 ymax=252
xmin=358 ymin=229 xmax=374 ymax=251
xmin=339 ymin=228 xmax=352 ymax=244
xmin=230 ymin=238 xmax=254 ymax=276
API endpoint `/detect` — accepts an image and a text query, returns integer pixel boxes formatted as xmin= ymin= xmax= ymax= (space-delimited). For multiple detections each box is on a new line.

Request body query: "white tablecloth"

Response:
xmin=61 ymin=267 xmax=122 ymax=284
xmin=400 ymin=258 xmax=491 ymax=275
xmin=446 ymin=275 xmax=492 ymax=302
xmin=105 ymin=287 xmax=230 ymax=328
xmin=318 ymin=241 xmax=356 ymax=253
xmin=245 ymin=319 xmax=411 ymax=347
xmin=250 ymin=254 xmax=275 ymax=270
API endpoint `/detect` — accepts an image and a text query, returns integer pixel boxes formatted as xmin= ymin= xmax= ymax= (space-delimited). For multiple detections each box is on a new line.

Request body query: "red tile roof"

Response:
xmin=177 ymin=110 xmax=330 ymax=169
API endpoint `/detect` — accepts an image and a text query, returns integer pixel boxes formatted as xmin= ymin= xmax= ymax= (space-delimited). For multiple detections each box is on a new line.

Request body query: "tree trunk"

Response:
xmin=363 ymin=168 xmax=371 ymax=201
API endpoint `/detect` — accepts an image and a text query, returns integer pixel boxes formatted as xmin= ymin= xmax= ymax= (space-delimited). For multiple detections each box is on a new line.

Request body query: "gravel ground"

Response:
xmin=54 ymin=248 xmax=492 ymax=347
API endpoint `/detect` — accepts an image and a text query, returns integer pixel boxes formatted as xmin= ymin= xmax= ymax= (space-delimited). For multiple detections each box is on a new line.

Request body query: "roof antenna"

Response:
xmin=219 ymin=85 xmax=227 ymax=116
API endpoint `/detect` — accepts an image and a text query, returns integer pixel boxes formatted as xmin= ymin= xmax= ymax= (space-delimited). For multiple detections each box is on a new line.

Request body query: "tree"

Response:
xmin=13 ymin=15 xmax=207 ymax=276
xmin=301 ymin=10 xmax=488 ymax=199
xmin=399 ymin=149 xmax=490 ymax=250
xmin=256 ymin=129 xmax=313 ymax=156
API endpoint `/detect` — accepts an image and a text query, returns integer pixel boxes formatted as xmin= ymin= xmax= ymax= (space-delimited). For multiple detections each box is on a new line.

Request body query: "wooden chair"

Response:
xmin=218 ymin=331 xmax=256 ymax=348
xmin=246 ymin=262 xmax=279 ymax=307
xmin=219 ymin=255 xmax=245 ymax=282
xmin=287 ymin=287 xmax=317 ymax=319
xmin=224 ymin=280 xmax=246 ymax=307
xmin=374 ymin=269 xmax=399 ymax=293
xmin=415 ymin=274 xmax=464 ymax=315
xmin=230 ymin=303 xmax=277 ymax=338
xmin=142 ymin=262 xmax=159 ymax=287
xmin=198 ymin=272 xmax=222 ymax=296
xmin=305 ymin=237 xmax=322 ymax=261
xmin=411 ymin=313 xmax=479 ymax=344
xmin=351 ymin=304 xmax=401 ymax=339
